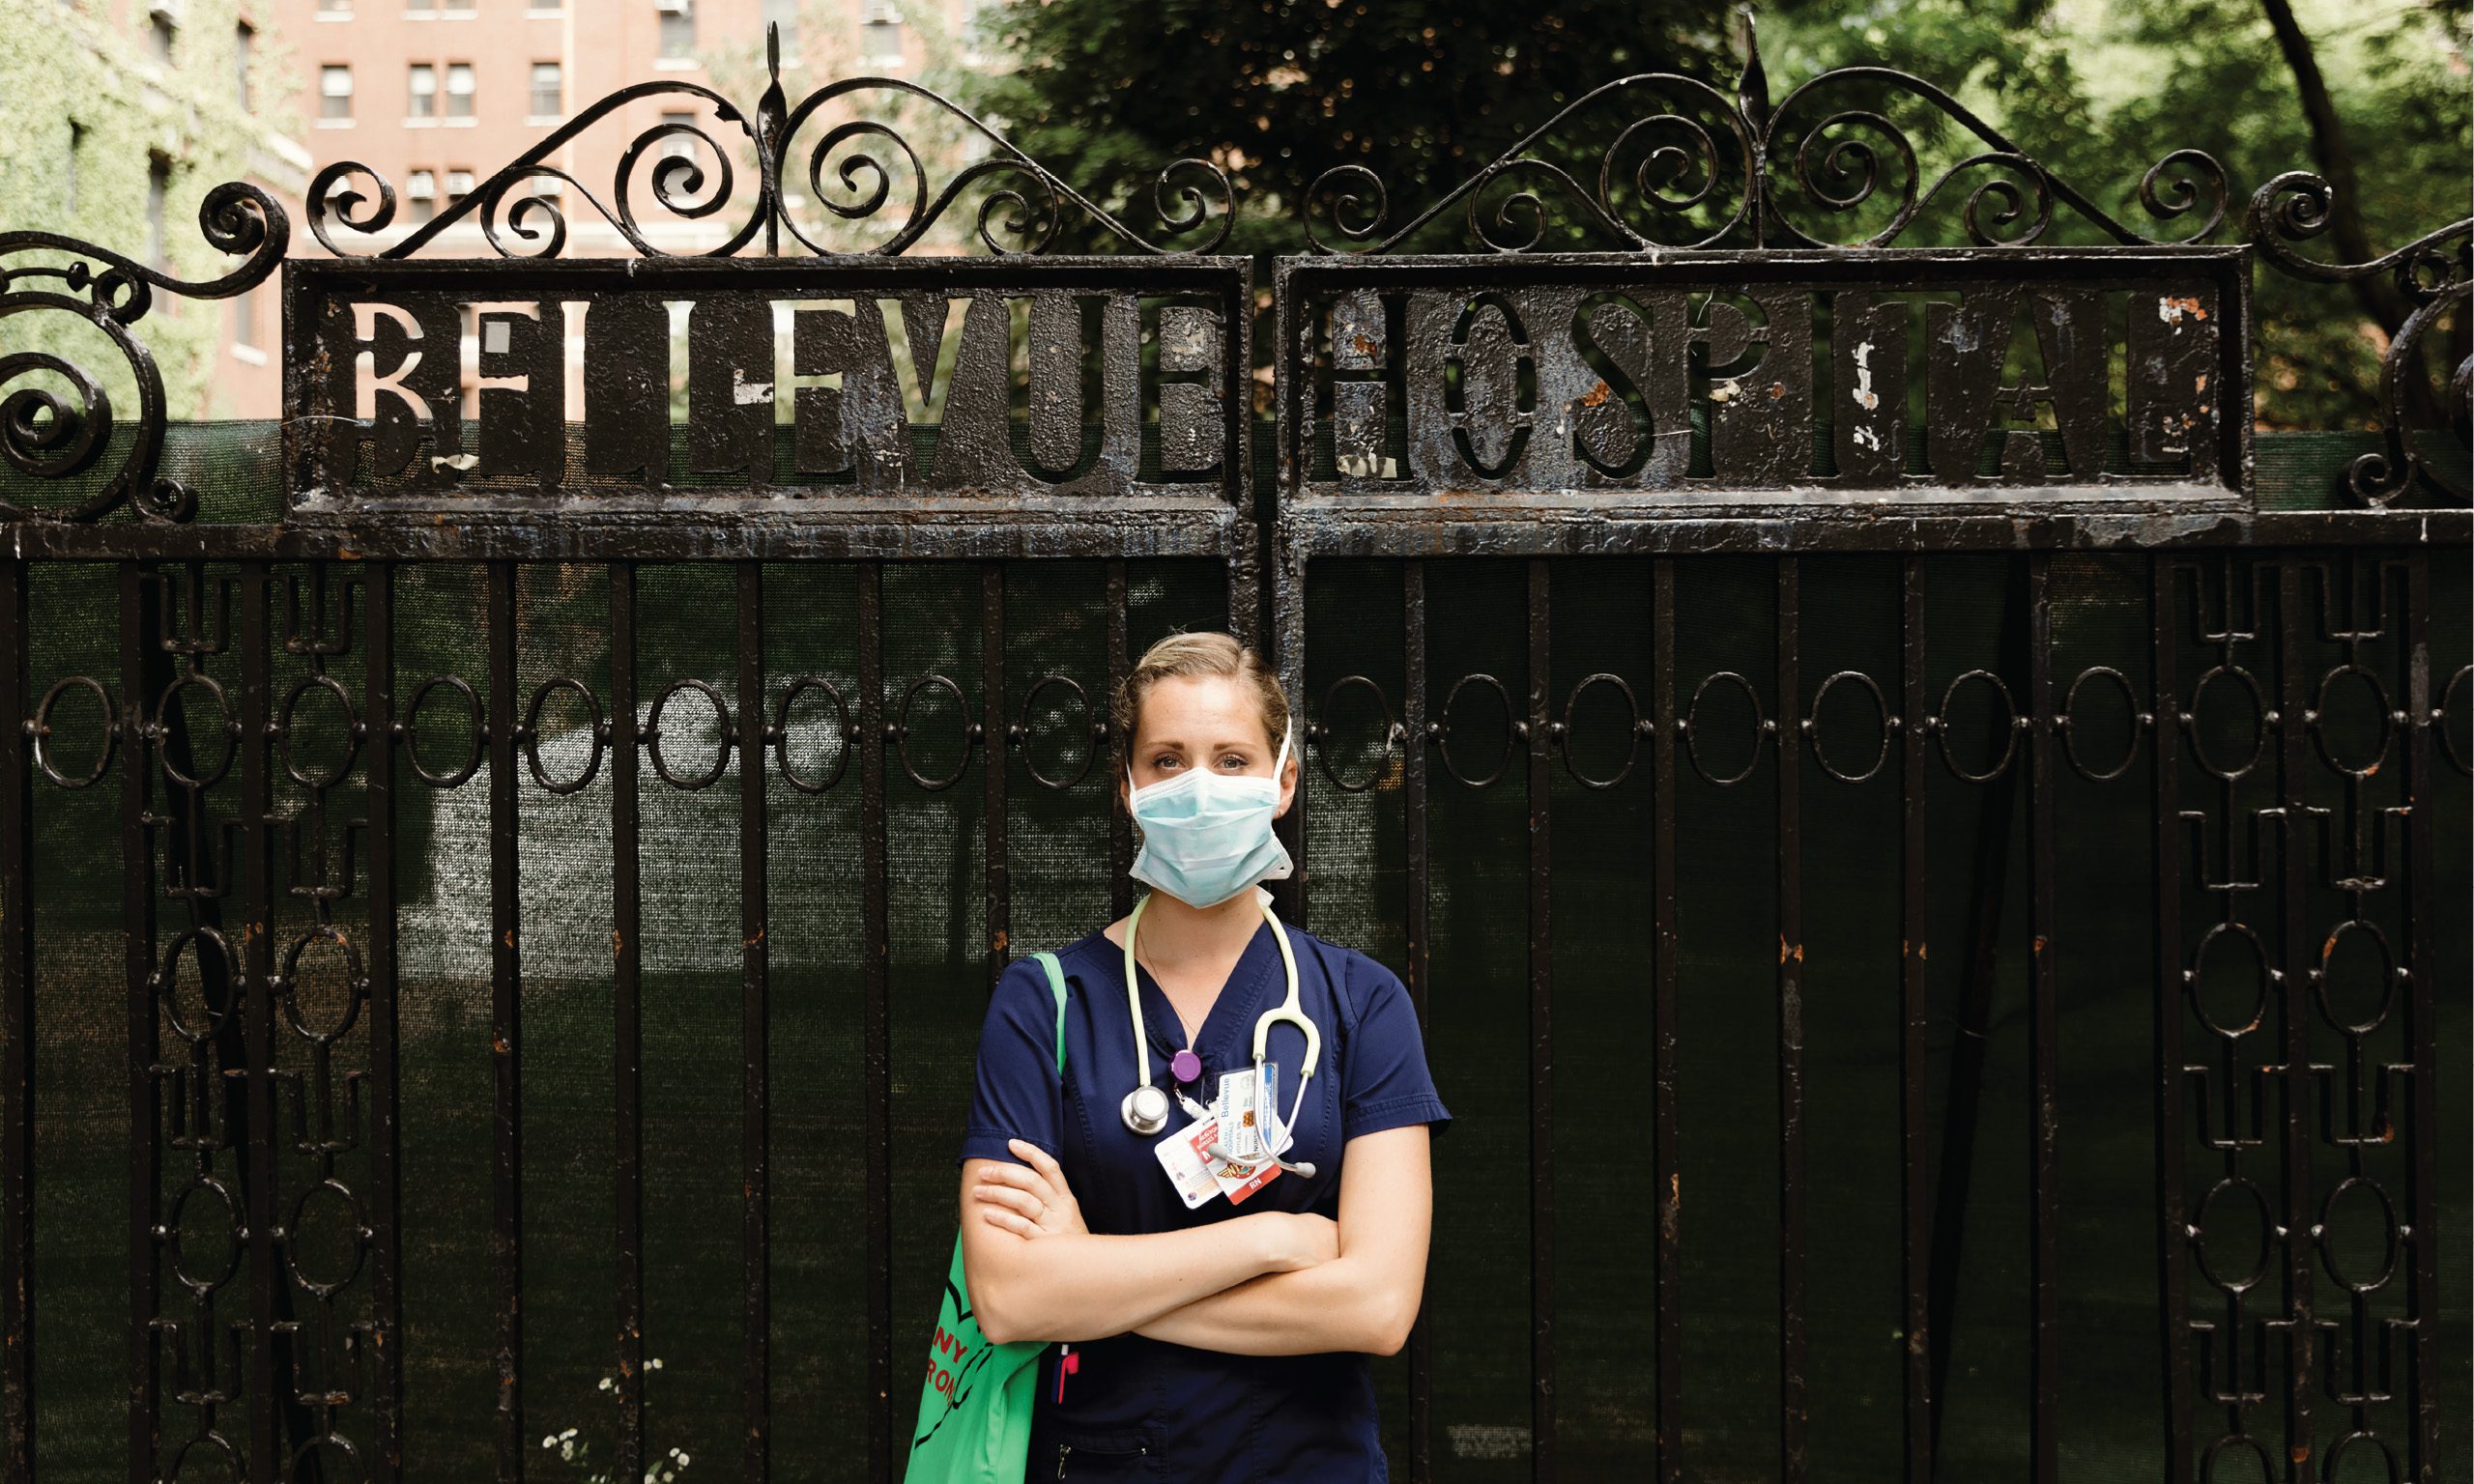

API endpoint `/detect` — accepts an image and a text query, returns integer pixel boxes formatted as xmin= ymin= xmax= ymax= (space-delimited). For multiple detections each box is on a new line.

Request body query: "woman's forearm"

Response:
xmin=1130 ymin=1252 xmax=1414 ymax=1356
xmin=968 ymin=1213 xmax=1311 ymax=1345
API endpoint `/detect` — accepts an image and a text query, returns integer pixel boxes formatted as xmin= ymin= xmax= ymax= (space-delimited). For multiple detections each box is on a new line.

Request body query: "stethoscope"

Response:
xmin=1118 ymin=892 xmax=1321 ymax=1179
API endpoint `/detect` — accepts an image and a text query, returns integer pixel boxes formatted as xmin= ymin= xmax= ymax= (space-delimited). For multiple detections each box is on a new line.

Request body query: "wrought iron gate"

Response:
xmin=3 ymin=24 xmax=2468 ymax=1484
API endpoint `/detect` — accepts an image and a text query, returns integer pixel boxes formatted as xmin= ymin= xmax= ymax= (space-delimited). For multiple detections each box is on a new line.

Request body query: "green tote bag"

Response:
xmin=904 ymin=950 xmax=1070 ymax=1484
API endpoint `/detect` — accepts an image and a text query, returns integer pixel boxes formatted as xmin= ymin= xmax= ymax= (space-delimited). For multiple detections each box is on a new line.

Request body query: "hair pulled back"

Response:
xmin=1110 ymin=631 xmax=1290 ymax=781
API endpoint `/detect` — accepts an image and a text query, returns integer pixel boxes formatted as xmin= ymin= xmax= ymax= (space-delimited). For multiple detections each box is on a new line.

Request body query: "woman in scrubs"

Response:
xmin=954 ymin=630 xmax=1450 ymax=1482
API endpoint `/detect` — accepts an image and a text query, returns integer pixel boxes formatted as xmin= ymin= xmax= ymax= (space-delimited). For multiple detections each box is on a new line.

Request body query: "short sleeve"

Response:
xmin=956 ymin=956 xmax=1067 ymax=1168
xmin=1339 ymin=956 xmax=1452 ymax=1142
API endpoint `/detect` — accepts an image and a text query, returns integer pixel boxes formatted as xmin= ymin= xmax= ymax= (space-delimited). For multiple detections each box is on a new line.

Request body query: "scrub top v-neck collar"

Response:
xmin=1103 ymin=913 xmax=1278 ymax=1076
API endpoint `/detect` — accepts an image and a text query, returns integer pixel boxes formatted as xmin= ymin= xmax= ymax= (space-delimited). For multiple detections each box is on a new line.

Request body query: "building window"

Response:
xmin=407 ymin=0 xmax=433 ymax=11
xmin=657 ymin=0 xmax=694 ymax=61
xmin=659 ymin=110 xmax=697 ymax=161
xmin=147 ymin=154 xmax=171 ymax=269
xmin=318 ymin=0 xmax=351 ymax=13
xmin=233 ymin=286 xmax=260 ymax=350
xmin=446 ymin=62 xmax=475 ymax=118
xmin=407 ymin=168 xmax=438 ymax=222
xmin=446 ymin=168 xmax=475 ymax=208
xmin=530 ymin=62 xmax=561 ymax=118
xmin=408 ymin=63 xmax=436 ymax=118
xmin=149 ymin=10 xmax=176 ymax=66
xmin=530 ymin=175 xmax=562 ymax=210
xmin=862 ymin=2 xmax=902 ymax=66
xmin=321 ymin=65 xmax=354 ymax=120
xmin=235 ymin=21 xmax=253 ymax=107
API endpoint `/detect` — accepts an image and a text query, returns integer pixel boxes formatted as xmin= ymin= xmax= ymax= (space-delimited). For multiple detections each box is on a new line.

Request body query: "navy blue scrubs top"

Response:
xmin=956 ymin=908 xmax=1451 ymax=1482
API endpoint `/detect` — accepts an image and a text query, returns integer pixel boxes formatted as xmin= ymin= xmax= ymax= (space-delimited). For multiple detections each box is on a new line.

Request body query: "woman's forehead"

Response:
xmin=1136 ymin=674 xmax=1274 ymax=740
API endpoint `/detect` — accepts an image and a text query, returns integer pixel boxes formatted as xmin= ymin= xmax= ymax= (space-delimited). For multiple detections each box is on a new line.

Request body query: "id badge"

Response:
xmin=1216 ymin=1065 xmax=1277 ymax=1163
xmin=1153 ymin=1117 xmax=1223 ymax=1210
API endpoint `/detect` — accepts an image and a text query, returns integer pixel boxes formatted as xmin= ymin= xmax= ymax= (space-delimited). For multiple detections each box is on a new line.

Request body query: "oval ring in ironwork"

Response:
xmin=1683 ymin=671 xmax=1767 ymax=787
xmin=522 ymin=677 xmax=606 ymax=795
xmin=277 ymin=672 xmax=362 ymax=792
xmin=1807 ymin=670 xmax=1891 ymax=785
xmin=2315 ymin=1176 xmax=2401 ymax=1295
xmin=276 ymin=922 xmax=367 ymax=1046
xmin=2195 ymin=1435 xmax=2277 ymax=1484
xmin=1312 ymin=675 xmax=1397 ymax=794
xmin=2311 ymin=918 xmax=2397 ymax=1039
xmin=2189 ymin=1176 xmax=2277 ymax=1294
xmin=2059 ymin=666 xmax=2144 ymax=783
xmin=772 ymin=675 xmax=851 ymax=796
xmin=647 ymin=678 xmax=734 ymax=791
xmin=2183 ymin=664 xmax=2269 ymax=783
xmin=1933 ymin=669 xmax=2019 ymax=785
xmin=154 ymin=670 xmax=238 ymax=791
xmin=2306 ymin=663 xmax=2395 ymax=780
xmin=401 ymin=675 xmax=484 ymax=789
xmin=1014 ymin=674 xmax=1098 ymax=792
xmin=283 ymin=1178 xmax=373 ymax=1299
xmin=1558 ymin=671 xmax=1640 ymax=790
xmin=2316 ymin=1433 xmax=2401 ymax=1484
xmin=31 ymin=674 xmax=117 ymax=790
xmin=165 ymin=1177 xmax=246 ymax=1295
xmin=895 ymin=673 xmax=979 ymax=792
xmin=2187 ymin=921 xmax=2273 ymax=1041
xmin=1435 ymin=672 xmax=1517 ymax=789
xmin=156 ymin=926 xmax=238 ymax=1044
xmin=164 ymin=1436 xmax=249 ymax=1484
xmin=2441 ymin=665 xmax=2471 ymax=778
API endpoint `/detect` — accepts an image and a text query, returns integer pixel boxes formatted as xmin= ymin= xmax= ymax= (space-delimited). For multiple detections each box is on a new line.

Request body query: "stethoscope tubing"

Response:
xmin=1120 ymin=892 xmax=1322 ymax=1177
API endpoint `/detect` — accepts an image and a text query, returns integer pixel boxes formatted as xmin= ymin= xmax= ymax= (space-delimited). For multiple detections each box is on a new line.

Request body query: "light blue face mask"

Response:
xmin=1124 ymin=726 xmax=1294 ymax=909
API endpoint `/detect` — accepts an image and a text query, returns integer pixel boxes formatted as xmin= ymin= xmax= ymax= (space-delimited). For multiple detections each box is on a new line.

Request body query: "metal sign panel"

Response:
xmin=1277 ymin=249 xmax=2251 ymax=549
xmin=283 ymin=257 xmax=1251 ymax=534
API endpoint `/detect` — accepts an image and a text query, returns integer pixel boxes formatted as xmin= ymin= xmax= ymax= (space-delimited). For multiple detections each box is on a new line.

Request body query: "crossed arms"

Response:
xmin=956 ymin=1125 xmax=1432 ymax=1356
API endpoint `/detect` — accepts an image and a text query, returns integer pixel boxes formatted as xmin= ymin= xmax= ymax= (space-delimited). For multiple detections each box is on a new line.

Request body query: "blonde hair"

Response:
xmin=1111 ymin=631 xmax=1290 ymax=779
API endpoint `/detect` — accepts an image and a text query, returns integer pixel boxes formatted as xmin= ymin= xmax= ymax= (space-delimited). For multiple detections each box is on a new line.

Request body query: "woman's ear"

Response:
xmin=1276 ymin=748 xmax=1298 ymax=817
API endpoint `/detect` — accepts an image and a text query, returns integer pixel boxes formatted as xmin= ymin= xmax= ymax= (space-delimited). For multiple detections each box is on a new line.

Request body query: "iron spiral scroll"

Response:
xmin=302 ymin=24 xmax=1237 ymax=262
xmin=1301 ymin=14 xmax=2236 ymax=256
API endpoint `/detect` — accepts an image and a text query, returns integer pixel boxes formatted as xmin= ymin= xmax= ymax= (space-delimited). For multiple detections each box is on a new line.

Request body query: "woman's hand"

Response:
xmin=972 ymin=1138 xmax=1089 ymax=1240
xmin=972 ymin=1141 xmax=1338 ymax=1274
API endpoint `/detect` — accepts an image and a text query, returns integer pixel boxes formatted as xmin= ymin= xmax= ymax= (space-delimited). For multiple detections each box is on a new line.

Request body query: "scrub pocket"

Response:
xmin=1037 ymin=1422 xmax=1159 ymax=1480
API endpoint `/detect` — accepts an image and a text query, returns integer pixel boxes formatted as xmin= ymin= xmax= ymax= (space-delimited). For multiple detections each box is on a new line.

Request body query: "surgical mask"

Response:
xmin=1125 ymin=726 xmax=1294 ymax=909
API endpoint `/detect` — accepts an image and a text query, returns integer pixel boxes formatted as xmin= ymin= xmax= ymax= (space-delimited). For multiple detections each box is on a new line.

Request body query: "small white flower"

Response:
xmin=676 ymin=1454 xmax=690 ymax=1468
xmin=561 ymin=1427 xmax=579 ymax=1440
xmin=647 ymin=1356 xmax=664 ymax=1370
xmin=598 ymin=1376 xmax=615 ymax=1391
xmin=542 ymin=1435 xmax=558 ymax=1449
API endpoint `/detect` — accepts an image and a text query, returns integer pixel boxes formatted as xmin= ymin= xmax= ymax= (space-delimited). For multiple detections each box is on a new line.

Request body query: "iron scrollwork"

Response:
xmin=0 ymin=182 xmax=288 ymax=524
xmin=1303 ymin=14 xmax=2229 ymax=256
xmin=305 ymin=27 xmax=1235 ymax=263
xmin=2248 ymin=171 xmax=2472 ymax=508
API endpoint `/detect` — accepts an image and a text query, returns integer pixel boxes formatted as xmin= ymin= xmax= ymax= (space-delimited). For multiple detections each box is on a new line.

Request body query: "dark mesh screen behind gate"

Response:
xmin=9 ymin=423 xmax=2468 ymax=1484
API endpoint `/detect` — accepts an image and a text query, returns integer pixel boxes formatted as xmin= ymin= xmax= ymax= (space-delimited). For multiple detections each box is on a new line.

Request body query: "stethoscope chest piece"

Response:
xmin=1121 ymin=1082 xmax=1172 ymax=1137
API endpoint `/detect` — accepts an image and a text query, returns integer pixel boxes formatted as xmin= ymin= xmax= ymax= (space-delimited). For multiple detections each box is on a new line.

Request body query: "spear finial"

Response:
xmin=1737 ymin=6 xmax=1770 ymax=134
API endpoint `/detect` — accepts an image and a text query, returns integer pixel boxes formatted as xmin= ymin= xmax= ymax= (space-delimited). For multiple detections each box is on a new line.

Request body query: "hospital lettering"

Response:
xmin=294 ymin=286 xmax=1234 ymax=502
xmin=1293 ymin=257 xmax=2242 ymax=499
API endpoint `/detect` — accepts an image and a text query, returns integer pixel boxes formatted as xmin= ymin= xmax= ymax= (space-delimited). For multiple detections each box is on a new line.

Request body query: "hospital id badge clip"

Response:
xmin=1215 ymin=1064 xmax=1278 ymax=1163
xmin=1152 ymin=1117 xmax=1224 ymax=1210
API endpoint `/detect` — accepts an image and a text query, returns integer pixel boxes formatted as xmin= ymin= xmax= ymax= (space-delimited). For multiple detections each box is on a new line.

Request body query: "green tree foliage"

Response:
xmin=949 ymin=0 xmax=2469 ymax=427
xmin=945 ymin=0 xmax=1738 ymax=257
xmin=1760 ymin=0 xmax=2468 ymax=426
